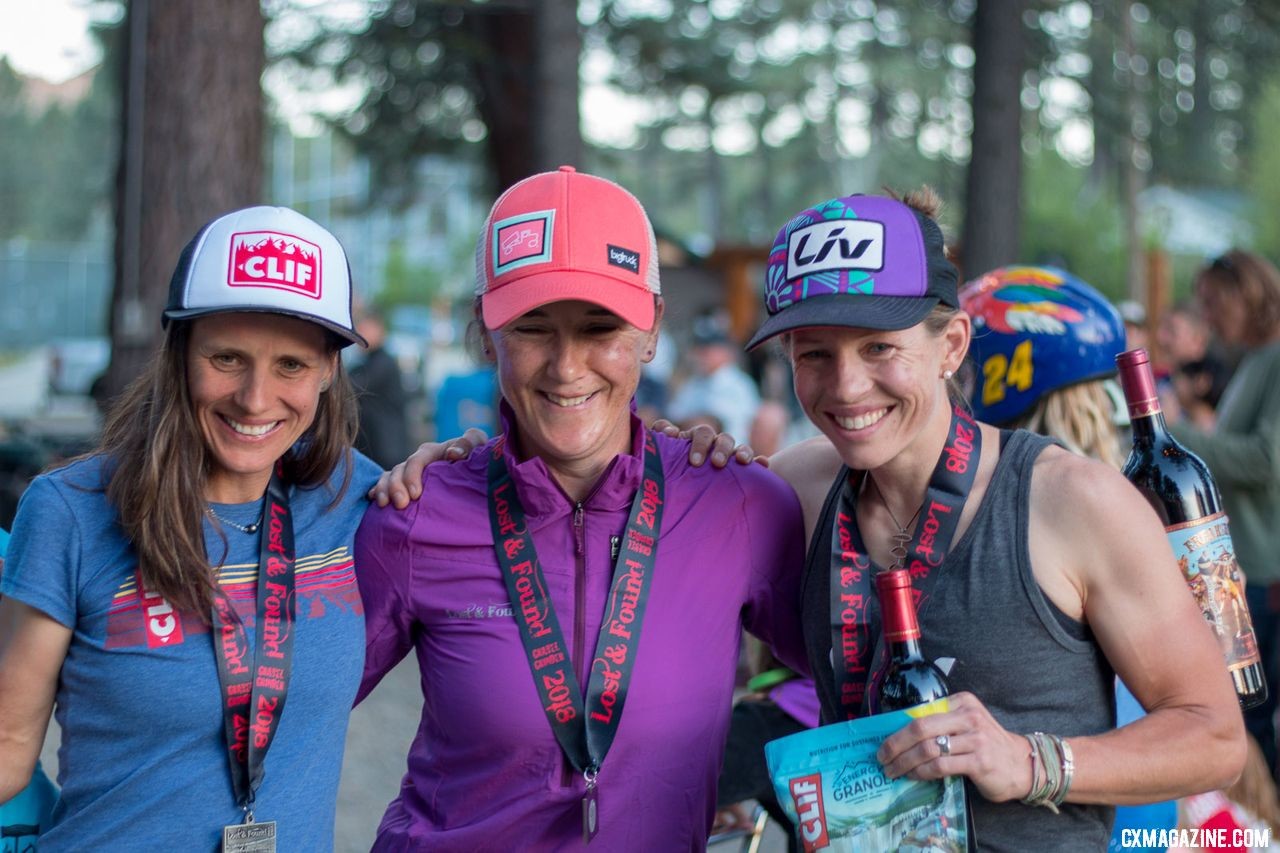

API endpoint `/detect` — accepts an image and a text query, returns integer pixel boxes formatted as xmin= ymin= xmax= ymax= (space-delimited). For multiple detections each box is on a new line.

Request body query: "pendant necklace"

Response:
xmin=866 ymin=475 xmax=923 ymax=572
xmin=207 ymin=506 xmax=263 ymax=535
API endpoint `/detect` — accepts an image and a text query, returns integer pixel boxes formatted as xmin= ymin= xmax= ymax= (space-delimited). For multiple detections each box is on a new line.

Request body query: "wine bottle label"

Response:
xmin=1166 ymin=512 xmax=1261 ymax=673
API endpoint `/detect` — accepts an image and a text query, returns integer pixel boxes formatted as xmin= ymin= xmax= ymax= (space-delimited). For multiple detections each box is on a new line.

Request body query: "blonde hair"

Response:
xmin=1013 ymin=380 xmax=1124 ymax=470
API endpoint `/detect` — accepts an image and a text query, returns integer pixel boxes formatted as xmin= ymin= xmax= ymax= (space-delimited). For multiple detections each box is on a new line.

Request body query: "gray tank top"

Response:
xmin=800 ymin=429 xmax=1116 ymax=851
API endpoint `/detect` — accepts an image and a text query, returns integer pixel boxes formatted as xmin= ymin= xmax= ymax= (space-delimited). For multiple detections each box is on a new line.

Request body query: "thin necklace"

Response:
xmin=867 ymin=475 xmax=923 ymax=571
xmin=207 ymin=505 xmax=263 ymax=535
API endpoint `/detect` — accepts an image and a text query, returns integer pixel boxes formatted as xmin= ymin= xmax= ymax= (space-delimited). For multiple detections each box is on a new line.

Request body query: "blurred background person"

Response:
xmin=432 ymin=331 xmax=499 ymax=445
xmin=349 ymin=304 xmax=413 ymax=469
xmin=1118 ymin=298 xmax=1150 ymax=352
xmin=1156 ymin=301 xmax=1233 ymax=432
xmin=667 ymin=308 xmax=760 ymax=439
xmin=1170 ymin=249 xmax=1280 ymax=779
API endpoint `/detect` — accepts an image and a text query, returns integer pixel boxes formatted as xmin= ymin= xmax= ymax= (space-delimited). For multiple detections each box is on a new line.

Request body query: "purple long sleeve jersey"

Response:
xmin=354 ymin=415 xmax=807 ymax=851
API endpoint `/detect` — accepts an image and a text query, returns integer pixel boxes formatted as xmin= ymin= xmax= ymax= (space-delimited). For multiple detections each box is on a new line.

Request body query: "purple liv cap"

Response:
xmin=746 ymin=194 xmax=959 ymax=350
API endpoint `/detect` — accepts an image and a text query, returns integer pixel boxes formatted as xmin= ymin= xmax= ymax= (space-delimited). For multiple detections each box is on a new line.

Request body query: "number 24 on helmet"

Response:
xmin=959 ymin=265 xmax=1126 ymax=425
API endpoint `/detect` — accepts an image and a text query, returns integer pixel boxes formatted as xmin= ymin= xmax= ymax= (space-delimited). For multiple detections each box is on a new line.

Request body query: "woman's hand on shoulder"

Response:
xmin=876 ymin=691 xmax=1032 ymax=804
xmin=648 ymin=418 xmax=760 ymax=468
xmin=368 ymin=427 xmax=490 ymax=509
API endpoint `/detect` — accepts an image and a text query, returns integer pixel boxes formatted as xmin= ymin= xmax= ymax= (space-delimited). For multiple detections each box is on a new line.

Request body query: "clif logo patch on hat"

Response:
xmin=785 ymin=219 xmax=885 ymax=281
xmin=227 ymin=231 xmax=322 ymax=299
xmin=493 ymin=210 xmax=555 ymax=276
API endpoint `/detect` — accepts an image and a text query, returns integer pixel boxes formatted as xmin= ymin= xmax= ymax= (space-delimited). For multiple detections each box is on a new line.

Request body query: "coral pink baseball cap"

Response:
xmin=475 ymin=166 xmax=660 ymax=331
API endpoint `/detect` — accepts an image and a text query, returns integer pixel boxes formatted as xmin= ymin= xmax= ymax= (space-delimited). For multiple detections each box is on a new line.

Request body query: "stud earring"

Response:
xmin=942 ymin=369 xmax=954 ymax=380
xmin=320 ymin=379 xmax=331 ymax=392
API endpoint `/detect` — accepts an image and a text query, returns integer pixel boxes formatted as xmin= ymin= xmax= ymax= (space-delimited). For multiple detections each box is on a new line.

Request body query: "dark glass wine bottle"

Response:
xmin=867 ymin=569 xmax=950 ymax=714
xmin=1116 ymin=348 xmax=1267 ymax=711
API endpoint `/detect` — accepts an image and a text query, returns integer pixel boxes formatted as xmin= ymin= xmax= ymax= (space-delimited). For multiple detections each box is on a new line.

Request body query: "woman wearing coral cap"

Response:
xmin=355 ymin=167 xmax=807 ymax=849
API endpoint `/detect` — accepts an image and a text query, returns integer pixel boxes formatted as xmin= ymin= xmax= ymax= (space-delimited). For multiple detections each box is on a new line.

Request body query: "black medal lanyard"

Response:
xmin=830 ymin=404 xmax=982 ymax=720
xmin=487 ymin=431 xmax=664 ymax=842
xmin=211 ymin=465 xmax=296 ymax=824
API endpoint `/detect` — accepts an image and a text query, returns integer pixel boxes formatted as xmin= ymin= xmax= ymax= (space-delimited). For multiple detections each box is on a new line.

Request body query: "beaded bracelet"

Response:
xmin=1020 ymin=731 xmax=1073 ymax=813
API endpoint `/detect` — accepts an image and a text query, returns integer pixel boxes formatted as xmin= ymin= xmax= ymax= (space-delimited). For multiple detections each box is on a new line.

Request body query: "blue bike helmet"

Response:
xmin=960 ymin=265 xmax=1126 ymax=425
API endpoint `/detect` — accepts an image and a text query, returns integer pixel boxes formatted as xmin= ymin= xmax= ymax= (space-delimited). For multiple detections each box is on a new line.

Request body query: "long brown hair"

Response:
xmin=96 ymin=320 xmax=358 ymax=616
xmin=1195 ymin=249 xmax=1280 ymax=346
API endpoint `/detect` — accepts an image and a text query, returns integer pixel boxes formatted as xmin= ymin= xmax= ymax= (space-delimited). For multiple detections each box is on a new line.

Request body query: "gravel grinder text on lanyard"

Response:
xmin=212 ymin=467 xmax=295 ymax=853
xmin=487 ymin=432 xmax=665 ymax=843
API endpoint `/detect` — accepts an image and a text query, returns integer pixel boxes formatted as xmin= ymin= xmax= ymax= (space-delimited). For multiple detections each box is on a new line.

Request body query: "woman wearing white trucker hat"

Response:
xmin=0 ymin=206 xmax=384 ymax=851
xmin=354 ymin=167 xmax=808 ymax=850
xmin=749 ymin=188 xmax=1244 ymax=849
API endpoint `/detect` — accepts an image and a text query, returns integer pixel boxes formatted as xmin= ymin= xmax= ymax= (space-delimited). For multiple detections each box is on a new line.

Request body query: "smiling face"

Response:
xmin=485 ymin=299 xmax=661 ymax=496
xmin=187 ymin=312 xmax=337 ymax=503
xmin=786 ymin=314 xmax=969 ymax=473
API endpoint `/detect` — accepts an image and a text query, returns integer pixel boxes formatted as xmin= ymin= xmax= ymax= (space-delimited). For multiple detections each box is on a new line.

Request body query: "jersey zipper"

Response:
xmin=561 ymin=500 xmax=588 ymax=789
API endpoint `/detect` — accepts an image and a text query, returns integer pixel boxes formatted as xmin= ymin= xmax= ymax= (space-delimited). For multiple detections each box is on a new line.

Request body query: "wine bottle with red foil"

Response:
xmin=1116 ymin=348 xmax=1267 ymax=711
xmin=867 ymin=569 xmax=950 ymax=714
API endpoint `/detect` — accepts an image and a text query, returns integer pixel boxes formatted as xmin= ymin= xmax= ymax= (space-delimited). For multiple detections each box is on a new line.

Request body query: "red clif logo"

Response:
xmin=789 ymin=773 xmax=829 ymax=852
xmin=136 ymin=570 xmax=185 ymax=648
xmin=227 ymin=231 xmax=322 ymax=299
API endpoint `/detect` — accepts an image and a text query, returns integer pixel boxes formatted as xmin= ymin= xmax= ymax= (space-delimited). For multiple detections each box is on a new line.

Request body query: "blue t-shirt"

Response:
xmin=1 ymin=451 xmax=380 ymax=852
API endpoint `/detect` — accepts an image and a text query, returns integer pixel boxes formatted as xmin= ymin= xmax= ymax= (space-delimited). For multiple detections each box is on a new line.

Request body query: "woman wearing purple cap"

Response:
xmin=0 ymin=206 xmax=384 ymax=850
xmin=353 ymin=167 xmax=807 ymax=849
xmin=749 ymin=188 xmax=1244 ymax=848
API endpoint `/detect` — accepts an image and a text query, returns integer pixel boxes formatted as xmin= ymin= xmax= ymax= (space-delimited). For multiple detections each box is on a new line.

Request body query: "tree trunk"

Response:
xmin=105 ymin=0 xmax=264 ymax=400
xmin=961 ymin=0 xmax=1027 ymax=279
xmin=533 ymin=0 xmax=582 ymax=172
xmin=464 ymin=6 xmax=531 ymax=193
xmin=1120 ymin=0 xmax=1146 ymax=305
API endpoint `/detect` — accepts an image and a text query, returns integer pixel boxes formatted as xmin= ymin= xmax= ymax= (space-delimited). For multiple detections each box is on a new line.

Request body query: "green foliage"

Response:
xmin=1245 ymin=76 xmax=1280 ymax=263
xmin=0 ymin=22 xmax=119 ymax=243
xmin=377 ymin=239 xmax=444 ymax=310
xmin=1018 ymin=148 xmax=1127 ymax=300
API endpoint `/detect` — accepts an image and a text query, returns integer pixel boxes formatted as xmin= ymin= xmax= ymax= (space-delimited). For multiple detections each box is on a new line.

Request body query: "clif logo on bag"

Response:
xmin=789 ymin=773 xmax=830 ymax=853
xmin=227 ymin=231 xmax=322 ymax=299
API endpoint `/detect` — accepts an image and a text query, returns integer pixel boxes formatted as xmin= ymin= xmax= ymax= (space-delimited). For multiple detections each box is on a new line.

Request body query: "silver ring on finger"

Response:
xmin=935 ymin=734 xmax=951 ymax=756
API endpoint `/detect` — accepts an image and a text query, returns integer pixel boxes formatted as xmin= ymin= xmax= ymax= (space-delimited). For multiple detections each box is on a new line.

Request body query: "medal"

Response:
xmin=581 ymin=769 xmax=599 ymax=843
xmin=222 ymin=816 xmax=277 ymax=853
xmin=212 ymin=468 xmax=296 ymax=846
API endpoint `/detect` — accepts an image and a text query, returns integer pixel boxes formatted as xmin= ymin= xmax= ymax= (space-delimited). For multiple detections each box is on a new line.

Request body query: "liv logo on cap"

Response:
xmin=785 ymin=219 xmax=885 ymax=281
xmin=227 ymin=231 xmax=322 ymax=299
xmin=746 ymin=193 xmax=959 ymax=349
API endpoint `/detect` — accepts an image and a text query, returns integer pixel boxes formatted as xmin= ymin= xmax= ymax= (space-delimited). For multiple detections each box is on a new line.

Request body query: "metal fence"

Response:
xmin=0 ymin=240 xmax=111 ymax=349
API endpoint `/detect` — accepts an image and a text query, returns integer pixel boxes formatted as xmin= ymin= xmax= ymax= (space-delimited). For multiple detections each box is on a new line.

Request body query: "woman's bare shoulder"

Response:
xmin=769 ymin=434 xmax=845 ymax=528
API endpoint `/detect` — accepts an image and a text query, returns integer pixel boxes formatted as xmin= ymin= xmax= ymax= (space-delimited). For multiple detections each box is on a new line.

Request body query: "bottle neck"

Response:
xmin=1115 ymin=350 xmax=1171 ymax=447
xmin=1128 ymin=406 xmax=1171 ymax=446
xmin=880 ymin=579 xmax=925 ymax=661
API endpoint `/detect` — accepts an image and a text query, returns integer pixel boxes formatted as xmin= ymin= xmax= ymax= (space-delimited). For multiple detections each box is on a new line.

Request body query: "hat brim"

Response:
xmin=163 ymin=305 xmax=368 ymax=348
xmin=746 ymin=293 xmax=938 ymax=350
xmin=482 ymin=270 xmax=656 ymax=331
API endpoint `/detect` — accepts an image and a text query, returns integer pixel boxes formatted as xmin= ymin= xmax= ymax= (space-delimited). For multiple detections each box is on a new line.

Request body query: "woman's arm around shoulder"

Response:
xmin=1032 ymin=448 xmax=1246 ymax=802
xmin=768 ymin=435 xmax=845 ymax=546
